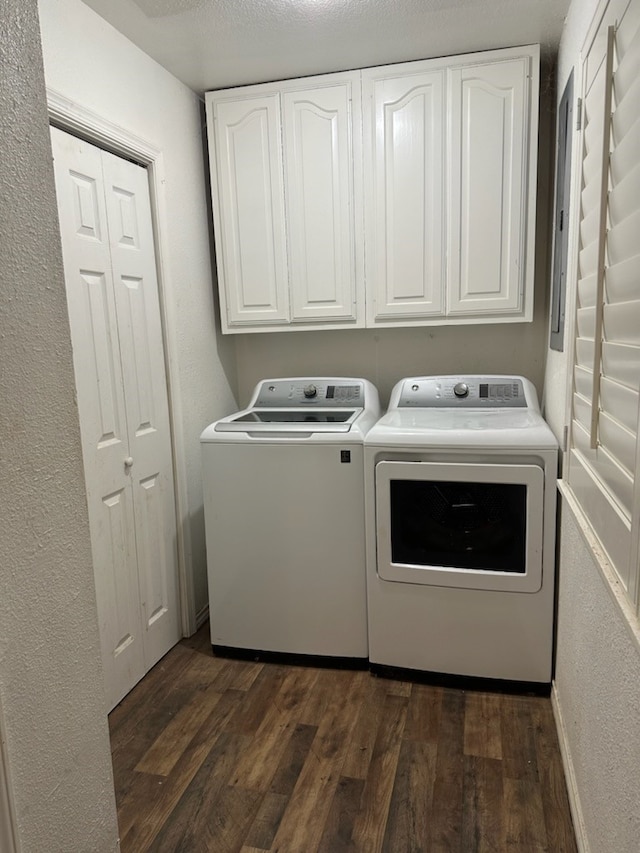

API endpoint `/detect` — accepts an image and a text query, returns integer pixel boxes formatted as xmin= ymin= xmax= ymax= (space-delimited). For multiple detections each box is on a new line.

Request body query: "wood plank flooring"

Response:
xmin=109 ymin=624 xmax=577 ymax=852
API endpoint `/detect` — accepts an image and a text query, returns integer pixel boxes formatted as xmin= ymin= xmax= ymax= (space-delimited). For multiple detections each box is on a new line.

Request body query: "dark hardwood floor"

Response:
xmin=109 ymin=624 xmax=577 ymax=852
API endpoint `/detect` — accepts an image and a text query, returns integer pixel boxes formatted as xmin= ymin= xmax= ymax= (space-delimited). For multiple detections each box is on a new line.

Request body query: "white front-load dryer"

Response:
xmin=201 ymin=377 xmax=380 ymax=660
xmin=365 ymin=375 xmax=558 ymax=683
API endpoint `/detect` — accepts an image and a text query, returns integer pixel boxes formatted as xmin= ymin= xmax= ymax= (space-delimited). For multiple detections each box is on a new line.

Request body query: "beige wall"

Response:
xmin=545 ymin=0 xmax=640 ymax=849
xmin=0 ymin=0 xmax=119 ymax=848
xmin=235 ymin=317 xmax=549 ymax=409
xmin=38 ymin=0 xmax=239 ymax=618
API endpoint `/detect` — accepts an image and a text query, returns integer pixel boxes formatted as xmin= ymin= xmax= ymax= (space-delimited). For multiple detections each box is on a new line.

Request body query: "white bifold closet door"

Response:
xmin=50 ymin=127 xmax=180 ymax=712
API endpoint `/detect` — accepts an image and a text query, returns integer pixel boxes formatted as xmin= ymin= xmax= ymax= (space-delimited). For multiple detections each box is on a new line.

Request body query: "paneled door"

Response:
xmin=50 ymin=127 xmax=180 ymax=711
xmin=212 ymin=94 xmax=290 ymax=327
xmin=283 ymin=79 xmax=361 ymax=323
xmin=447 ymin=57 xmax=531 ymax=316
xmin=362 ymin=66 xmax=445 ymax=324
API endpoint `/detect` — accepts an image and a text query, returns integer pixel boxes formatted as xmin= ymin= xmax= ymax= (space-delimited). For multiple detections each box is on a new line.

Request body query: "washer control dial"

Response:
xmin=303 ymin=384 xmax=318 ymax=399
xmin=453 ymin=382 xmax=469 ymax=398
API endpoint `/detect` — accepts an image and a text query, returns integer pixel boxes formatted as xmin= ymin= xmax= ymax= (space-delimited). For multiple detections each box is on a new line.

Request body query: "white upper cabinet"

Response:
xmin=362 ymin=68 xmax=445 ymax=323
xmin=206 ymin=72 xmax=364 ymax=333
xmin=447 ymin=56 xmax=537 ymax=318
xmin=209 ymin=93 xmax=289 ymax=327
xmin=206 ymin=45 xmax=539 ymax=333
xmin=362 ymin=45 xmax=539 ymax=327
xmin=283 ymin=84 xmax=362 ymax=323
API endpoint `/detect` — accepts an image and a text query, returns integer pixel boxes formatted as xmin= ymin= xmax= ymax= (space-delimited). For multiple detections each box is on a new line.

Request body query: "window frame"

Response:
xmin=549 ymin=70 xmax=574 ymax=353
xmin=563 ymin=0 xmax=640 ymax=620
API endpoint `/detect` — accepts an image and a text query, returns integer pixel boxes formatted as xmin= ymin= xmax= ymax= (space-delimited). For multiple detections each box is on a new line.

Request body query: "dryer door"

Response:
xmin=375 ymin=460 xmax=545 ymax=592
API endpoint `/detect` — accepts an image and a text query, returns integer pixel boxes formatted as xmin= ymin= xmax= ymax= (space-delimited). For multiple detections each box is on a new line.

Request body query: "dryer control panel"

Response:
xmin=252 ymin=379 xmax=364 ymax=408
xmin=396 ymin=376 xmax=528 ymax=408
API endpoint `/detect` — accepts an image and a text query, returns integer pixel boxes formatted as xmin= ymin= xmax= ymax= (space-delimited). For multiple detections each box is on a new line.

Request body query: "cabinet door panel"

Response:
xmin=448 ymin=58 xmax=530 ymax=316
xmin=213 ymin=95 xmax=289 ymax=326
xmin=364 ymin=70 xmax=445 ymax=322
xmin=283 ymin=81 xmax=360 ymax=322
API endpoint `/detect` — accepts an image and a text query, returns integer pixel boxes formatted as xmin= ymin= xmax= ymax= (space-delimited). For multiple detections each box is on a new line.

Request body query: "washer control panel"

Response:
xmin=397 ymin=376 xmax=527 ymax=408
xmin=253 ymin=379 xmax=364 ymax=407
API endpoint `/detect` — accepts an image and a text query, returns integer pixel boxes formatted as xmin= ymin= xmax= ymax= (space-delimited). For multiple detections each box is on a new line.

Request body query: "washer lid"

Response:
xmin=201 ymin=377 xmax=381 ymax=440
xmin=213 ymin=408 xmax=360 ymax=433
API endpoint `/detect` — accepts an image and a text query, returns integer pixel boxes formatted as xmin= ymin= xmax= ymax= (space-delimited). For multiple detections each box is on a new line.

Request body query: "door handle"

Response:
xmin=124 ymin=456 xmax=134 ymax=471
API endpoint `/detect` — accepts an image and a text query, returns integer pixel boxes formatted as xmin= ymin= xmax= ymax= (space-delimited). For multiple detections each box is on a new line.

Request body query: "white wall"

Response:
xmin=0 ymin=0 xmax=119 ymax=848
xmin=38 ymin=0 xmax=239 ymax=618
xmin=544 ymin=0 xmax=640 ymax=849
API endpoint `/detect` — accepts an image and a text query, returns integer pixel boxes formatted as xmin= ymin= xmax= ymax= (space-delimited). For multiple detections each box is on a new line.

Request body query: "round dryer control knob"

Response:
xmin=303 ymin=384 xmax=318 ymax=399
xmin=453 ymin=382 xmax=469 ymax=398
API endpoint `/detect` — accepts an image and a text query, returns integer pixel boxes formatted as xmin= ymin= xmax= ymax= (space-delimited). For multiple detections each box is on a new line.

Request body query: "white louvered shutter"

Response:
xmin=568 ymin=0 xmax=640 ymax=603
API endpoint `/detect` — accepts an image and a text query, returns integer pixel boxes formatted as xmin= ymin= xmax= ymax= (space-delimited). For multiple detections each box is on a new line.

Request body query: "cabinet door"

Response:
xmin=447 ymin=57 xmax=534 ymax=317
xmin=363 ymin=68 xmax=445 ymax=324
xmin=283 ymin=78 xmax=362 ymax=324
xmin=210 ymin=94 xmax=289 ymax=327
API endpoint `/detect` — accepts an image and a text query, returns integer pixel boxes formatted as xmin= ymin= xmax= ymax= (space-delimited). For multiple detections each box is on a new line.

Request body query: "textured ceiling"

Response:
xmin=81 ymin=0 xmax=570 ymax=93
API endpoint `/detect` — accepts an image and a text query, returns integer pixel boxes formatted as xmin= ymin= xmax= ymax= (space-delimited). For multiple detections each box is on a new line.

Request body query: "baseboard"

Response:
xmin=551 ymin=683 xmax=590 ymax=853
xmin=195 ymin=603 xmax=209 ymax=631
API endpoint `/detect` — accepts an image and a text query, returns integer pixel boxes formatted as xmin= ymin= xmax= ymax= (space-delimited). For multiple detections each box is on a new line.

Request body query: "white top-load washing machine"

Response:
xmin=201 ymin=377 xmax=380 ymax=660
xmin=365 ymin=375 xmax=558 ymax=684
